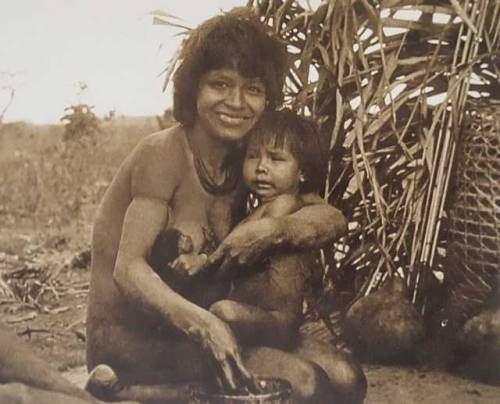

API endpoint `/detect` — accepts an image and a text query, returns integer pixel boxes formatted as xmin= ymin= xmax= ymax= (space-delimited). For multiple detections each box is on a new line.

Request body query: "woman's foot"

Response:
xmin=85 ymin=363 xmax=120 ymax=400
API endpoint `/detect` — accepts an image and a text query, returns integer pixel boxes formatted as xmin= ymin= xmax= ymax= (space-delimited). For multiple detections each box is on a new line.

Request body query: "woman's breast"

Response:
xmin=170 ymin=182 xmax=237 ymax=253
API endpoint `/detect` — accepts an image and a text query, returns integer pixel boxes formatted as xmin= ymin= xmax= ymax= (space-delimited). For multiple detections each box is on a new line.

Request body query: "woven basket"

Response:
xmin=446 ymin=100 xmax=500 ymax=320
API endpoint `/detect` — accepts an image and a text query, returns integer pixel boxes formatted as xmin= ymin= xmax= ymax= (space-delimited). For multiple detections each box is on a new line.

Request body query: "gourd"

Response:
xmin=344 ymin=276 xmax=425 ymax=363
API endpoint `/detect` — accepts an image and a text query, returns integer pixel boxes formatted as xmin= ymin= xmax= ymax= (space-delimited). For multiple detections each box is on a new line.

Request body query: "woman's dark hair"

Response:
xmin=246 ymin=109 xmax=327 ymax=194
xmin=173 ymin=7 xmax=288 ymax=127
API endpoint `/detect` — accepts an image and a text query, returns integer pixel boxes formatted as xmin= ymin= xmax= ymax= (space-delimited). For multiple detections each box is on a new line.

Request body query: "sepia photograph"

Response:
xmin=0 ymin=1 xmax=499 ymax=403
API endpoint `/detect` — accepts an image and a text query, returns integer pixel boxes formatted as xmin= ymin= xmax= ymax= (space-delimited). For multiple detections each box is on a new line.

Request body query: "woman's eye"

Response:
xmin=211 ymin=81 xmax=229 ymax=90
xmin=246 ymin=84 xmax=265 ymax=96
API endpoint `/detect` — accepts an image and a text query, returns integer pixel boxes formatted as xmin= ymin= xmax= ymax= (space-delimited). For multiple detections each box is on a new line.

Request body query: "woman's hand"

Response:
xmin=170 ymin=253 xmax=208 ymax=278
xmin=207 ymin=199 xmax=347 ymax=280
xmin=207 ymin=218 xmax=281 ymax=279
xmin=190 ymin=316 xmax=252 ymax=391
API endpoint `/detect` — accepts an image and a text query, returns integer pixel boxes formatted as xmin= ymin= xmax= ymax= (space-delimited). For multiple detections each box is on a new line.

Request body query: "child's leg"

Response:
xmin=210 ymin=252 xmax=311 ymax=349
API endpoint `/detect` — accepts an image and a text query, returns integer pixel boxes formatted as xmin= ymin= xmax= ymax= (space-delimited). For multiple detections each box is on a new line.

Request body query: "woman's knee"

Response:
xmin=291 ymin=359 xmax=331 ymax=403
xmin=245 ymin=347 xmax=330 ymax=403
xmin=295 ymin=338 xmax=367 ymax=403
xmin=327 ymin=354 xmax=367 ymax=404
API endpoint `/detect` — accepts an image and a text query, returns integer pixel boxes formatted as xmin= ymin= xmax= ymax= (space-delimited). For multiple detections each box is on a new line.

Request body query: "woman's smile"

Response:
xmin=216 ymin=111 xmax=251 ymax=126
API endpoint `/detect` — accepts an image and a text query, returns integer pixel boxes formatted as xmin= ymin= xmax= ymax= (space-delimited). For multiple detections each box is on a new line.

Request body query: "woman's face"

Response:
xmin=196 ymin=69 xmax=267 ymax=143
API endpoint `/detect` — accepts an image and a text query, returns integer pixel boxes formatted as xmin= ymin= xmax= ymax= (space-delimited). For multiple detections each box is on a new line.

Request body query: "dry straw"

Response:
xmin=246 ymin=0 xmax=499 ymax=310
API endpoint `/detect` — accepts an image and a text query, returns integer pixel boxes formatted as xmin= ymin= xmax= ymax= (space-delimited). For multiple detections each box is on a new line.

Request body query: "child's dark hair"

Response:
xmin=173 ymin=7 xmax=288 ymax=127
xmin=247 ymin=109 xmax=326 ymax=194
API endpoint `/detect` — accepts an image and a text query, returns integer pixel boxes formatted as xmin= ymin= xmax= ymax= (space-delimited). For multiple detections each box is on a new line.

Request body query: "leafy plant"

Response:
xmin=60 ymin=104 xmax=100 ymax=143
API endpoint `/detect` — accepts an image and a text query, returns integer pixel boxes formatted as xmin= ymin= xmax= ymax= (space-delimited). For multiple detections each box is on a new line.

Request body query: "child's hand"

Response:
xmin=170 ymin=253 xmax=208 ymax=278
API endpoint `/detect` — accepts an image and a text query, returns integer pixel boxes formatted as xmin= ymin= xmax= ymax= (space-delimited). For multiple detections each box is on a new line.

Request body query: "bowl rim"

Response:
xmin=190 ymin=377 xmax=292 ymax=400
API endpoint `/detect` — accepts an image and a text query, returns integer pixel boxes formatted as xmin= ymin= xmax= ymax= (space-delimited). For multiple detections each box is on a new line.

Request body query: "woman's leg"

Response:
xmin=0 ymin=383 xmax=92 ymax=404
xmin=86 ymin=319 xmax=208 ymax=402
xmin=244 ymin=346 xmax=331 ymax=404
xmin=88 ymin=320 xmax=206 ymax=383
xmin=294 ymin=336 xmax=367 ymax=404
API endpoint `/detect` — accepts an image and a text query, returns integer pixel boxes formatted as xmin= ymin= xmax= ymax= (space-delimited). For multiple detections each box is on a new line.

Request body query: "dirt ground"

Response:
xmin=0 ymin=221 xmax=499 ymax=404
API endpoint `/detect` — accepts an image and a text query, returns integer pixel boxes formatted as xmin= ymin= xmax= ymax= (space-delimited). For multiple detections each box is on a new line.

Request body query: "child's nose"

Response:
xmin=256 ymin=157 xmax=269 ymax=173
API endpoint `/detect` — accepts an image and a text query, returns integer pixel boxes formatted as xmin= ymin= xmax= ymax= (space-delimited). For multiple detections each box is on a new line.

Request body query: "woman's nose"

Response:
xmin=226 ymin=86 xmax=245 ymax=109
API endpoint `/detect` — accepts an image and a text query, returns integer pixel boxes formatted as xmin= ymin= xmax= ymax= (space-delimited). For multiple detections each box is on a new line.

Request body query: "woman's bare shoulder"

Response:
xmin=140 ymin=124 xmax=189 ymax=154
xmin=129 ymin=124 xmax=191 ymax=201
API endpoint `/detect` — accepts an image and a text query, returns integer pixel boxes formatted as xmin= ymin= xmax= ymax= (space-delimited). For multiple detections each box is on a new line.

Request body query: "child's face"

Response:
xmin=243 ymin=138 xmax=301 ymax=203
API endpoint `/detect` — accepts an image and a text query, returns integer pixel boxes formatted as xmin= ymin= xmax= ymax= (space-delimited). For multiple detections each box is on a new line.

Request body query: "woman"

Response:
xmin=86 ymin=8 xmax=365 ymax=403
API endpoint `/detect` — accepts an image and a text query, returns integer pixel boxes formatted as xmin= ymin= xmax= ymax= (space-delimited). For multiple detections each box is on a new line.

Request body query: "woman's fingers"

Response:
xmin=170 ymin=256 xmax=185 ymax=271
xmin=206 ymin=244 xmax=226 ymax=268
xmin=231 ymin=351 xmax=253 ymax=384
xmin=201 ymin=318 xmax=253 ymax=392
xmin=219 ymin=357 xmax=238 ymax=391
xmin=207 ymin=245 xmax=235 ymax=279
xmin=170 ymin=254 xmax=209 ymax=278
xmin=218 ymin=352 xmax=254 ymax=393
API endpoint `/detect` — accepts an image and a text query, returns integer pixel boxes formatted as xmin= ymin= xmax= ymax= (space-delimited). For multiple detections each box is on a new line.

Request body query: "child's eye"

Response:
xmin=269 ymin=152 xmax=287 ymax=161
xmin=246 ymin=150 xmax=259 ymax=159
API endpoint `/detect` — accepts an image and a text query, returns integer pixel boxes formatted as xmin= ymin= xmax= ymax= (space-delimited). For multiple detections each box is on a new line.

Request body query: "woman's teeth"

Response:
xmin=218 ymin=113 xmax=247 ymax=125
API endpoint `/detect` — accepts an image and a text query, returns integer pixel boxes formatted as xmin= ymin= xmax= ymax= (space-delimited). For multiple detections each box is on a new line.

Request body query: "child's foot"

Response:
xmin=85 ymin=363 xmax=120 ymax=400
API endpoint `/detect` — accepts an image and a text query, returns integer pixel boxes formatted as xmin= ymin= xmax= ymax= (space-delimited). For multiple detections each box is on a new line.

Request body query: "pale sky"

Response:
xmin=0 ymin=0 xmax=245 ymax=124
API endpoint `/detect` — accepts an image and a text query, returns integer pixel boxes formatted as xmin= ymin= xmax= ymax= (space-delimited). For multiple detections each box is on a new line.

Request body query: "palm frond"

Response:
xmin=249 ymin=0 xmax=499 ymax=308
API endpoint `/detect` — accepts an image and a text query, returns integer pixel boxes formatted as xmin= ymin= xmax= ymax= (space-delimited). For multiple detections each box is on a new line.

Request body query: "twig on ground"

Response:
xmin=47 ymin=306 xmax=70 ymax=314
xmin=74 ymin=329 xmax=86 ymax=342
xmin=17 ymin=326 xmax=51 ymax=339
xmin=6 ymin=311 xmax=38 ymax=323
xmin=66 ymin=316 xmax=86 ymax=330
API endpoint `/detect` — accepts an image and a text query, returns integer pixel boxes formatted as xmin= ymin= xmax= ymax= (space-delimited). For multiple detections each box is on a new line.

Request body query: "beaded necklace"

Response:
xmin=191 ymin=140 xmax=242 ymax=195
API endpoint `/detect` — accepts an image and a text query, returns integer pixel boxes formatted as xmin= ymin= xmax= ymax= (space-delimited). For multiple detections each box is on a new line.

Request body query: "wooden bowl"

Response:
xmin=190 ymin=377 xmax=292 ymax=404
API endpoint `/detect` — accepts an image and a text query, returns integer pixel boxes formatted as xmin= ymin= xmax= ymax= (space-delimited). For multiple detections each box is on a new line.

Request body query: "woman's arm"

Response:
xmin=279 ymin=193 xmax=347 ymax=247
xmin=112 ymin=197 xmax=250 ymax=390
xmin=113 ymin=197 xmax=208 ymax=331
xmin=210 ymin=194 xmax=347 ymax=278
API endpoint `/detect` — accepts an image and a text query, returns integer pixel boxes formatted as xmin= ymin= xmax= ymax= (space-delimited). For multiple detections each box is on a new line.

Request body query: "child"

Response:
xmin=208 ymin=109 xmax=326 ymax=349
